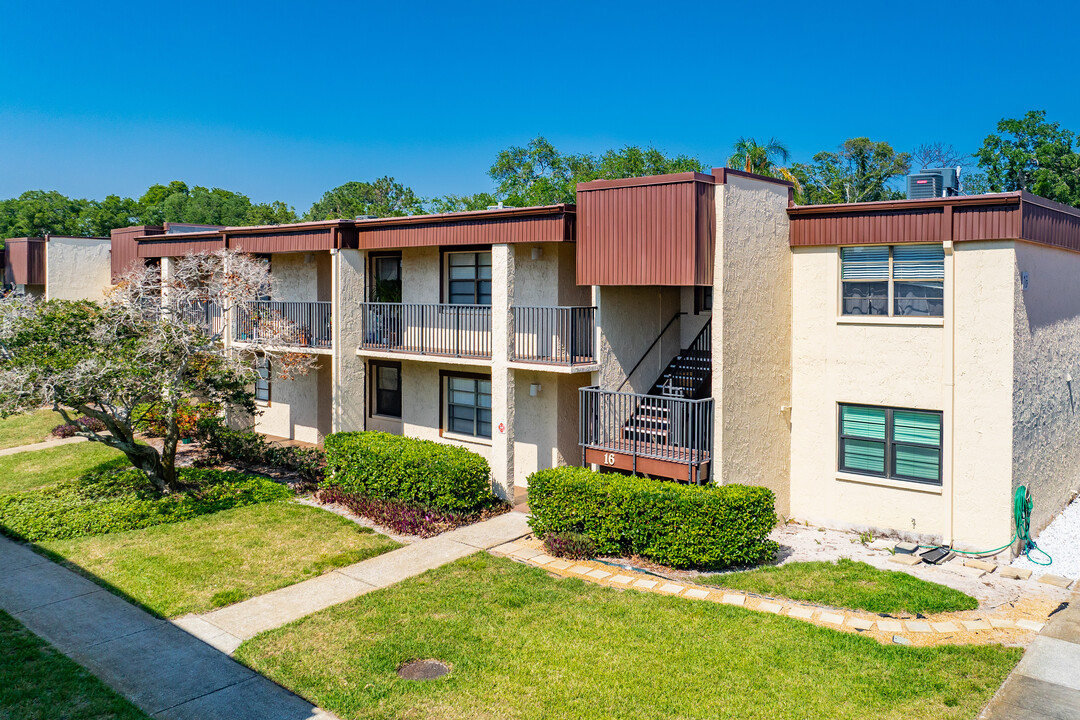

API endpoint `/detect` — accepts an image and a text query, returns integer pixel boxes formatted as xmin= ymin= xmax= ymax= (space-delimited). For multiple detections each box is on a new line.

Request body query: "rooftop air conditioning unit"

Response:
xmin=907 ymin=167 xmax=961 ymax=199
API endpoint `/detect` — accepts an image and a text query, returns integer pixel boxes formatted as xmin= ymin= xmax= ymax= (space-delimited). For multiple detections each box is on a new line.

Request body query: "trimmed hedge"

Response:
xmin=527 ymin=467 xmax=778 ymax=569
xmin=322 ymin=432 xmax=496 ymax=513
xmin=0 ymin=467 xmax=292 ymax=542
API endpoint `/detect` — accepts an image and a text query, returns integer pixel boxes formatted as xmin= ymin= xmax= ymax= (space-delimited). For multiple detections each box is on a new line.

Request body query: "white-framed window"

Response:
xmin=445 ymin=251 xmax=492 ymax=305
xmin=840 ymin=244 xmax=944 ymax=317
xmin=444 ymin=373 xmax=491 ymax=439
xmin=255 ymin=357 xmax=271 ymax=403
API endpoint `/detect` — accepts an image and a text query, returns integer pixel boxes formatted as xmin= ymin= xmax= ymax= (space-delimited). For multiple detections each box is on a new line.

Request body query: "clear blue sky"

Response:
xmin=1 ymin=0 xmax=1075 ymax=211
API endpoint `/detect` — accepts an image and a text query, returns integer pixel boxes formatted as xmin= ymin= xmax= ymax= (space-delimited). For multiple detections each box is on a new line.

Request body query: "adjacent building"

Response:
xmin=2 ymin=235 xmax=111 ymax=299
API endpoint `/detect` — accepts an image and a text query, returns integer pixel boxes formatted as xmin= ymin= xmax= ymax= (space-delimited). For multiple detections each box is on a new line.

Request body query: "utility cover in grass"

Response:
xmin=398 ymin=660 xmax=450 ymax=680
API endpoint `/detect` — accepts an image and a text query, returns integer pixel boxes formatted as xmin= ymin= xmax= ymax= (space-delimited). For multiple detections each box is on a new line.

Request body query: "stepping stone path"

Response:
xmin=1000 ymin=566 xmax=1033 ymax=580
xmin=488 ymin=538 xmax=1069 ymax=647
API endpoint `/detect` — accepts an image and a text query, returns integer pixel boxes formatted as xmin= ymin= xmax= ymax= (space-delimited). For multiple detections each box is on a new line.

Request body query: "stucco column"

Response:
xmin=332 ymin=248 xmax=367 ymax=433
xmin=490 ymin=244 xmax=515 ymax=502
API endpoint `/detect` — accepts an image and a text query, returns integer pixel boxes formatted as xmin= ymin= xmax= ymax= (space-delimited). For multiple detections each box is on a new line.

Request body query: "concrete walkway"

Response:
xmin=981 ymin=593 xmax=1080 ymax=719
xmin=0 ymin=434 xmax=87 ymax=457
xmin=182 ymin=510 xmax=532 ymax=652
xmin=0 ymin=534 xmax=337 ymax=719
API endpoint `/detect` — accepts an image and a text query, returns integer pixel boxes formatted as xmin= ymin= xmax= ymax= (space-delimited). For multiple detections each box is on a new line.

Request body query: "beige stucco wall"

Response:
xmin=334 ymin=249 xmax=367 ymax=433
xmin=788 ymin=240 xmax=1018 ymax=549
xmin=712 ymin=175 xmax=792 ymax=512
xmin=45 ymin=236 xmax=111 ymax=301
xmin=254 ymin=355 xmax=331 ymax=444
xmin=401 ymin=247 xmax=440 ymax=304
xmin=595 ymin=285 xmax=682 ymax=393
xmin=951 ymin=242 xmax=1016 ymax=549
xmin=398 ymin=359 xmax=493 ymax=462
xmin=271 ymin=252 xmax=328 ymax=302
xmin=511 ymin=371 xmax=591 ymax=487
xmin=1012 ymin=240 xmax=1080 ymax=534
xmin=790 ymin=245 xmax=947 ymax=538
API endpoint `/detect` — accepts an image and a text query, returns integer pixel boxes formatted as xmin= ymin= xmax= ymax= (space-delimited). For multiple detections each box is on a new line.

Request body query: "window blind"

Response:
xmin=840 ymin=246 xmax=889 ymax=280
xmin=892 ymin=245 xmax=944 ymax=279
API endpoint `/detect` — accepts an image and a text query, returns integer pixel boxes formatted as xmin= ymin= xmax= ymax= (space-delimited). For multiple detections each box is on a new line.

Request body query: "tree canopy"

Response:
xmin=792 ymin=138 xmax=911 ymax=205
xmin=486 ymin=136 xmax=706 ymax=206
xmin=974 ymin=110 xmax=1080 ymax=205
xmin=0 ymin=182 xmax=300 ymax=241
xmin=0 ymin=251 xmax=314 ymax=493
xmin=305 ymin=177 xmax=425 ymax=220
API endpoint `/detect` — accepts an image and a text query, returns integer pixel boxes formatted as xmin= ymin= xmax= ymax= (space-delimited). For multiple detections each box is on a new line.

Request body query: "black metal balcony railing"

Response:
xmin=509 ymin=306 xmax=595 ymax=365
xmin=579 ymin=386 xmax=713 ymax=479
xmin=359 ymin=302 xmax=492 ymax=359
xmin=138 ymin=298 xmax=223 ymax=336
xmin=233 ymin=301 xmax=332 ymax=349
xmin=174 ymin=300 xmax=224 ymax=336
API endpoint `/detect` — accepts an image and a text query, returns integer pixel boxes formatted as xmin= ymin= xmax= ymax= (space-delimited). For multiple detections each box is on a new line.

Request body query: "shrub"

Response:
xmin=543 ymin=531 xmax=596 ymax=561
xmin=317 ymin=486 xmax=508 ymax=537
xmin=76 ymin=416 xmax=107 ymax=432
xmin=51 ymin=424 xmax=79 ymax=439
xmin=195 ymin=417 xmax=325 ymax=483
xmin=0 ymin=467 xmax=292 ymax=542
xmin=137 ymin=401 xmax=219 ymax=439
xmin=322 ymin=432 xmax=496 ymax=513
xmin=51 ymin=417 xmax=108 ymax=438
xmin=527 ymin=467 xmax=778 ymax=570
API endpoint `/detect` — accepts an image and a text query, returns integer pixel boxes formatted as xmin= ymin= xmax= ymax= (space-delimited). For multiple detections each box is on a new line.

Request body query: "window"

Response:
xmin=255 ymin=357 xmax=271 ymax=403
xmin=841 ymin=245 xmax=944 ymax=317
xmin=694 ymin=286 xmax=713 ymax=314
xmin=839 ymin=404 xmax=942 ymax=484
xmin=444 ymin=374 xmax=491 ymax=439
xmin=370 ymin=253 xmax=402 ymax=303
xmin=445 ymin=251 xmax=492 ymax=305
xmin=370 ymin=361 xmax=401 ymax=418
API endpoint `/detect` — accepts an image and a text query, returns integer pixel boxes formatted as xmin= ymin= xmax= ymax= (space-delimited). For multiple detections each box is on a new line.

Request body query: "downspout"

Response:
xmin=943 ymin=205 xmax=956 ymax=546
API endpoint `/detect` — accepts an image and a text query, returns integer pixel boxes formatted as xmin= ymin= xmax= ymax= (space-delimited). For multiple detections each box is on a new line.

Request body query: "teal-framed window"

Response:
xmin=841 ymin=245 xmax=944 ymax=317
xmin=838 ymin=404 xmax=942 ymax=484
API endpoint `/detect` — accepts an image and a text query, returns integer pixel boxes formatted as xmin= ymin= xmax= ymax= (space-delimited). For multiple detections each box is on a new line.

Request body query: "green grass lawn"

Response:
xmin=0 ymin=408 xmax=67 ymax=450
xmin=0 ymin=442 xmax=131 ymax=494
xmin=0 ymin=610 xmax=150 ymax=720
xmin=40 ymin=502 xmax=401 ymax=617
xmin=236 ymin=554 xmax=1018 ymax=720
xmin=695 ymin=558 xmax=978 ymax=615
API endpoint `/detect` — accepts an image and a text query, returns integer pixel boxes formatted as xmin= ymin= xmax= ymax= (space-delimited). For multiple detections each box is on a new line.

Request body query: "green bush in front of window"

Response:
xmin=322 ymin=432 xmax=496 ymax=513
xmin=527 ymin=467 xmax=778 ymax=569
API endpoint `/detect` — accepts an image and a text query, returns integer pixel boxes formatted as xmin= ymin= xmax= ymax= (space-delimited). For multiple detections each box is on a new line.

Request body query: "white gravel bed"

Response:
xmin=1012 ymin=495 xmax=1080 ymax=578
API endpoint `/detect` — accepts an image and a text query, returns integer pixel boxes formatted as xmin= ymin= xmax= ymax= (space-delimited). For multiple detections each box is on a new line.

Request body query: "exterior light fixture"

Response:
xmin=531 ymin=247 xmax=543 ymax=260
xmin=530 ymin=383 xmax=541 ymax=396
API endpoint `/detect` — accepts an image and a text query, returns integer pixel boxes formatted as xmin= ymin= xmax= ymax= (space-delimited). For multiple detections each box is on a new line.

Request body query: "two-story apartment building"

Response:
xmin=105 ymin=171 xmax=1080 ymax=556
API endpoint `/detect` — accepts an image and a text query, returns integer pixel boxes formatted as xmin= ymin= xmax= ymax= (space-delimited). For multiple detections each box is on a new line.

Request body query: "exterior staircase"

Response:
xmin=622 ymin=320 xmax=712 ymax=447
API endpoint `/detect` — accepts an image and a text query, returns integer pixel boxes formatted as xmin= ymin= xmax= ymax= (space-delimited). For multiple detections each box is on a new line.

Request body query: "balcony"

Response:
xmin=579 ymin=387 xmax=713 ymax=483
xmin=359 ymin=303 xmax=492 ymax=359
xmin=509 ymin=306 xmax=596 ymax=366
xmin=233 ymin=301 xmax=332 ymax=351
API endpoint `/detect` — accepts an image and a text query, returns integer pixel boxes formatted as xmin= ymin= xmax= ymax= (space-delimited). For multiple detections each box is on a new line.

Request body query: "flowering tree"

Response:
xmin=0 ymin=250 xmax=314 ymax=494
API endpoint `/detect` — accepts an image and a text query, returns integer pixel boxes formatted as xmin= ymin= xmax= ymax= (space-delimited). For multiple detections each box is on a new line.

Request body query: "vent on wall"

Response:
xmin=907 ymin=168 xmax=960 ymax=199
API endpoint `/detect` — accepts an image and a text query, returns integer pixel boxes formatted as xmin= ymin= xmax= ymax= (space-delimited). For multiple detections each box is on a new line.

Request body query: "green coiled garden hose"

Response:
xmin=922 ymin=485 xmax=1052 ymax=566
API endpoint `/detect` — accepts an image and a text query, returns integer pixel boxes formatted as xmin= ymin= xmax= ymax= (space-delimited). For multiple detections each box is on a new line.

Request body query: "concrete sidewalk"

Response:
xmin=0 ymin=534 xmax=338 ymax=720
xmin=0 ymin=435 xmax=87 ymax=457
xmin=185 ymin=510 xmax=532 ymax=652
xmin=981 ymin=593 xmax=1080 ymax=719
